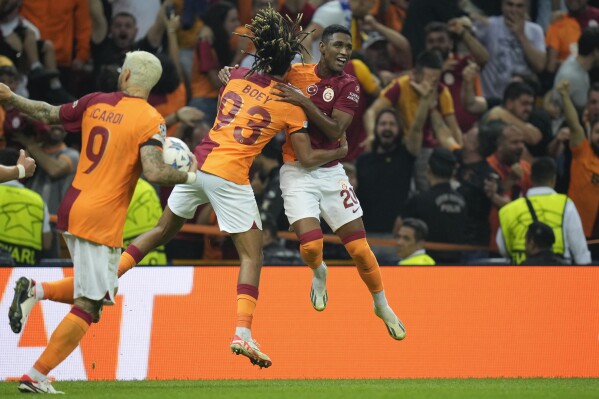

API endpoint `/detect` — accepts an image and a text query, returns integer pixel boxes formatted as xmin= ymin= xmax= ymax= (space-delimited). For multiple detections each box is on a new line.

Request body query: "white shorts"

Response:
xmin=63 ymin=233 xmax=120 ymax=305
xmin=280 ymin=162 xmax=363 ymax=232
xmin=168 ymin=170 xmax=262 ymax=233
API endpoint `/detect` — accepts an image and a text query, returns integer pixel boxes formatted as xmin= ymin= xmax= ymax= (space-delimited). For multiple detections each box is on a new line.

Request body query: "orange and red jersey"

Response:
xmin=57 ymin=92 xmax=166 ymax=248
xmin=568 ymin=139 xmax=599 ymax=238
xmin=195 ymin=67 xmax=307 ymax=185
xmin=282 ymin=63 xmax=360 ymax=167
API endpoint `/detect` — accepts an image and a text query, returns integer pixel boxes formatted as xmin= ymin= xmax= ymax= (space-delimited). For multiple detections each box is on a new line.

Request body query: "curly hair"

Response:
xmin=236 ymin=6 xmax=311 ymax=76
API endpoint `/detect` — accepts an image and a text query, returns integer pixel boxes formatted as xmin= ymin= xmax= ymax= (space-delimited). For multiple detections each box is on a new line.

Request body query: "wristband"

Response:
xmin=16 ymin=164 xmax=26 ymax=179
xmin=186 ymin=171 xmax=196 ymax=184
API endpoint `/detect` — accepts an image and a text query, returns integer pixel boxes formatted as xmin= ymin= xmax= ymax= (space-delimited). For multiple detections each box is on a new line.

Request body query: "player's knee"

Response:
xmin=73 ymin=297 xmax=103 ymax=323
xmin=300 ymin=238 xmax=323 ymax=265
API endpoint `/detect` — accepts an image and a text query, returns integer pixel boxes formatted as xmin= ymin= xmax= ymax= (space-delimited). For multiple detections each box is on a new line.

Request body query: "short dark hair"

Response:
xmin=415 ymin=50 xmax=444 ymax=70
xmin=424 ymin=21 xmax=450 ymax=37
xmin=322 ymin=24 xmax=352 ymax=44
xmin=428 ymin=147 xmax=457 ymax=179
xmin=531 ymin=157 xmax=556 ymax=186
xmin=526 ymin=221 xmax=555 ymax=249
xmin=578 ymin=26 xmax=599 ymax=56
xmin=0 ymin=148 xmax=19 ymax=166
xmin=478 ymin=119 xmax=508 ymax=157
xmin=502 ymin=81 xmax=535 ymax=104
xmin=402 ymin=218 xmax=428 ymax=242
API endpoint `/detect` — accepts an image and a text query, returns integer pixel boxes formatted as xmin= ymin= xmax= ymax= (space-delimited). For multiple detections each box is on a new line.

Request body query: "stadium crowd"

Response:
xmin=0 ymin=0 xmax=598 ymax=266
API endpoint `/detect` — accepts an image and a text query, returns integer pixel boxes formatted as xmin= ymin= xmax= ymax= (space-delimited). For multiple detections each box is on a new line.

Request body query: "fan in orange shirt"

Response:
xmin=2 ymin=51 xmax=197 ymax=394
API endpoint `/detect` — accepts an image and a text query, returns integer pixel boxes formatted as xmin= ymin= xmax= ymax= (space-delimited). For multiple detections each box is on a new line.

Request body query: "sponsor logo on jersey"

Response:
xmin=307 ymin=84 xmax=318 ymax=96
xmin=347 ymin=92 xmax=359 ymax=103
xmin=323 ymin=87 xmax=334 ymax=102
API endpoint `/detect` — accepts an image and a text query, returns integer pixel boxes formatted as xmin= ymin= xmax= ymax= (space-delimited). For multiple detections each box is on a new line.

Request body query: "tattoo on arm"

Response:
xmin=8 ymin=94 xmax=61 ymax=124
xmin=140 ymin=145 xmax=188 ymax=185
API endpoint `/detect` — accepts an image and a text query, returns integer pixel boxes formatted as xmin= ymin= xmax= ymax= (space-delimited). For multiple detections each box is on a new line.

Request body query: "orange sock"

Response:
xmin=298 ymin=229 xmax=323 ymax=269
xmin=33 ymin=307 xmax=91 ymax=376
xmin=236 ymin=284 xmax=258 ymax=329
xmin=41 ymin=279 xmax=75 ymax=305
xmin=117 ymin=245 xmax=144 ymax=277
xmin=343 ymin=232 xmax=384 ymax=293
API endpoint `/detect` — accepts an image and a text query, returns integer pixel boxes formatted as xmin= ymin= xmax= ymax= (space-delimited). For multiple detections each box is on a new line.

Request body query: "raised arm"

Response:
xmin=460 ymin=62 xmax=488 ymax=115
xmin=556 ymin=80 xmax=585 ymax=148
xmin=291 ymin=131 xmax=348 ymax=168
xmin=0 ymin=83 xmax=61 ymax=124
xmin=89 ymin=0 xmax=108 ymax=45
xmin=363 ymin=96 xmax=393 ymax=148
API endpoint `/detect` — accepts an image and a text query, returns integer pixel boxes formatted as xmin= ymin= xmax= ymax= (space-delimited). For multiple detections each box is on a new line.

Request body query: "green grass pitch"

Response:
xmin=1 ymin=379 xmax=599 ymax=399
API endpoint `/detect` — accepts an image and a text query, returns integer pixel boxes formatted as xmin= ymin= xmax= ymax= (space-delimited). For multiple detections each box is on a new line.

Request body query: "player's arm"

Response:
xmin=140 ymin=142 xmax=197 ymax=185
xmin=0 ymin=83 xmax=60 ymax=124
xmin=291 ymin=131 xmax=348 ymax=168
xmin=272 ymin=83 xmax=352 ymax=141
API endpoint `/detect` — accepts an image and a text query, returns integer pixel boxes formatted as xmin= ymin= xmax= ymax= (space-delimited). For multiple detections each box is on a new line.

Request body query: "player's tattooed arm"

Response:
xmin=7 ymin=93 xmax=61 ymax=124
xmin=140 ymin=144 xmax=197 ymax=185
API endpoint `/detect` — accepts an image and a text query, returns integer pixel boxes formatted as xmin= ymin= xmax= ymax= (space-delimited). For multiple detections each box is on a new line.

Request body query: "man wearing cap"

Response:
xmin=520 ymin=221 xmax=569 ymax=266
xmin=497 ymin=157 xmax=590 ymax=265
xmin=398 ymin=147 xmax=467 ymax=264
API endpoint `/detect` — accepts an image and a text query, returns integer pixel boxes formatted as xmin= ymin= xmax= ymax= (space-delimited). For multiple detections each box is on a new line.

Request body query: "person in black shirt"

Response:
xmin=520 ymin=221 xmax=569 ymax=265
xmin=400 ymin=147 xmax=467 ymax=264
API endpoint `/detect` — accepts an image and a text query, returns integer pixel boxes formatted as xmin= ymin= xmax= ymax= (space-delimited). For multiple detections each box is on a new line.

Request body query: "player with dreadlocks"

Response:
xmin=8 ymin=7 xmax=349 ymax=369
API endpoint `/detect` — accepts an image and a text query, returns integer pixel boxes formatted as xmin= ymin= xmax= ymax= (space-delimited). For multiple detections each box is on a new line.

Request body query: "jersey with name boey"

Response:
xmin=282 ymin=63 xmax=360 ymax=167
xmin=196 ymin=68 xmax=308 ymax=185
xmin=57 ymin=92 xmax=166 ymax=248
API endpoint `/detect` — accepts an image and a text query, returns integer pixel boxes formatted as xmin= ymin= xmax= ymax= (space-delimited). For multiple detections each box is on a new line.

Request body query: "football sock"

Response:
xmin=236 ymin=284 xmax=258 ymax=340
xmin=312 ymin=262 xmax=327 ymax=292
xmin=372 ymin=290 xmax=389 ymax=309
xmin=342 ymin=232 xmax=384 ymax=293
xmin=25 ymin=367 xmax=47 ymax=382
xmin=32 ymin=307 xmax=91 ymax=376
xmin=41 ymin=279 xmax=74 ymax=304
xmin=34 ymin=280 xmax=44 ymax=301
xmin=118 ymin=245 xmax=144 ymax=277
xmin=298 ymin=229 xmax=323 ymax=269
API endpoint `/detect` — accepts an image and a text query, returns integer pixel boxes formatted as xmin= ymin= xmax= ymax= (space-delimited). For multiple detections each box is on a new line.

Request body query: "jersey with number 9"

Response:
xmin=56 ymin=92 xmax=166 ymax=248
xmin=195 ymin=67 xmax=308 ymax=185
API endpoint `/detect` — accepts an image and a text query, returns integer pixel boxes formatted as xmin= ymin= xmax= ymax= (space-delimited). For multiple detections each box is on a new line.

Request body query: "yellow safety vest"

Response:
xmin=123 ymin=179 xmax=167 ymax=265
xmin=0 ymin=184 xmax=44 ymax=265
xmin=498 ymin=193 xmax=568 ymax=265
xmin=399 ymin=253 xmax=436 ymax=265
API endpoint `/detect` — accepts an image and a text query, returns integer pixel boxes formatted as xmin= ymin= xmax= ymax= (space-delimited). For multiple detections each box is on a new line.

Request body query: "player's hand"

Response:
xmin=17 ymin=149 xmax=36 ymax=177
xmin=271 ymin=83 xmax=307 ymax=106
xmin=176 ymin=106 xmax=204 ymax=127
xmin=0 ymin=82 xmax=14 ymax=102
xmin=188 ymin=152 xmax=198 ymax=174
xmin=218 ymin=65 xmax=238 ymax=85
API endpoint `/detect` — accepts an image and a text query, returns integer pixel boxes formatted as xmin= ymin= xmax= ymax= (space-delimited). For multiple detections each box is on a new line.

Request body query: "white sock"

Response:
xmin=27 ymin=367 xmax=47 ymax=382
xmin=235 ymin=327 xmax=251 ymax=341
xmin=34 ymin=281 xmax=43 ymax=301
xmin=372 ymin=290 xmax=389 ymax=309
xmin=311 ymin=262 xmax=327 ymax=291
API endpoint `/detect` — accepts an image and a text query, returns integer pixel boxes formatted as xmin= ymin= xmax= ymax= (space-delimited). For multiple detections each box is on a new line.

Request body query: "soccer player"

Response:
xmin=2 ymin=50 xmax=197 ymax=394
xmin=9 ymin=8 xmax=346 ymax=370
xmin=222 ymin=25 xmax=406 ymax=340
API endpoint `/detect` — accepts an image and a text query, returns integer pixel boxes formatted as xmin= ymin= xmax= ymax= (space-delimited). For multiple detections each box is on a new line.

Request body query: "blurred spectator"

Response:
xmin=396 ymin=218 xmax=436 ymax=265
xmin=399 ymin=147 xmax=467 ymax=264
xmin=110 ymin=0 xmax=162 ymax=41
xmin=485 ymin=81 xmax=547 ymax=154
xmin=357 ymin=108 xmax=415 ymax=235
xmin=89 ymin=0 xmax=168 ymax=77
xmin=483 ymin=121 xmax=532 ymax=250
xmin=190 ymin=1 xmax=240 ymax=126
xmin=11 ymin=125 xmax=78 ymax=257
xmin=124 ymin=178 xmax=167 ymax=265
xmin=401 ymin=0 xmax=463 ymax=59
xmin=261 ymin=213 xmax=303 ymax=265
xmin=365 ymin=50 xmax=462 ymax=191
xmin=460 ymin=62 xmax=488 ymax=128
xmin=557 ymin=80 xmax=599 ymax=259
xmin=474 ymin=0 xmax=546 ymax=100
xmin=520 ymin=221 xmax=569 ymax=265
xmin=0 ymin=148 xmax=51 ymax=265
xmin=497 ymin=157 xmax=590 ymax=264
xmin=424 ymin=20 xmax=488 ymax=132
xmin=554 ymin=26 xmax=599 ymax=113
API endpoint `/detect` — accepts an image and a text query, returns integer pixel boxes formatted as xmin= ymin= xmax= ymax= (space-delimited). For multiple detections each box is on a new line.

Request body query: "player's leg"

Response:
xmin=201 ymin=171 xmax=272 ymax=368
xmin=18 ymin=235 xmax=118 ymax=394
xmin=8 ymin=206 xmax=188 ymax=334
xmin=280 ymin=163 xmax=328 ymax=311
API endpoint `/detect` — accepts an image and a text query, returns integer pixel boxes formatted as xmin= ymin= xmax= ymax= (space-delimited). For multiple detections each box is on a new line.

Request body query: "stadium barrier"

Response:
xmin=1 ymin=265 xmax=598 ymax=380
